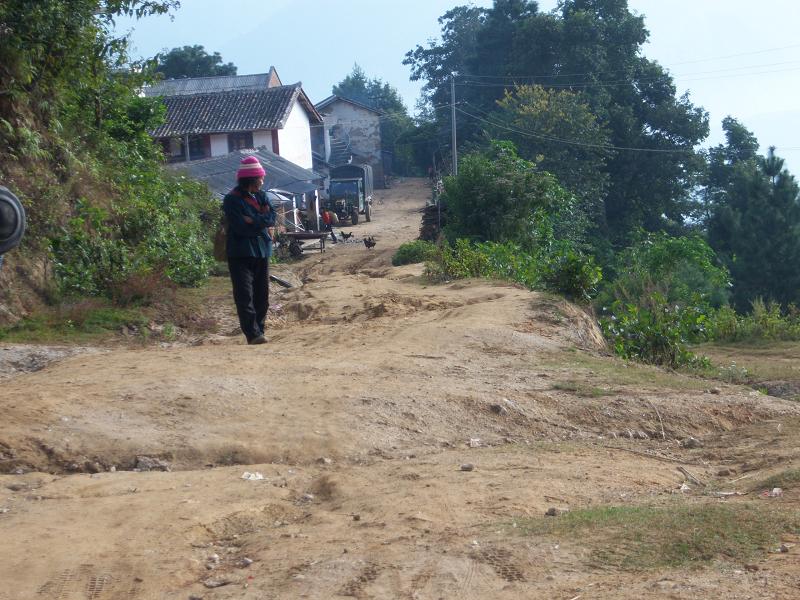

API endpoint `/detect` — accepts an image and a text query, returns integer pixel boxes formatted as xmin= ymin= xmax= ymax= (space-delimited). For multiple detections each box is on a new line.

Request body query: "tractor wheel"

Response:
xmin=350 ymin=207 xmax=359 ymax=225
xmin=289 ymin=240 xmax=303 ymax=258
xmin=365 ymin=203 xmax=371 ymax=222
xmin=0 ymin=186 xmax=26 ymax=255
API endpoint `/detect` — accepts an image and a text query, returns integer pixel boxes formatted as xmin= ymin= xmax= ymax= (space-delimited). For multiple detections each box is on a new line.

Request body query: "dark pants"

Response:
xmin=324 ymin=222 xmax=337 ymax=242
xmin=228 ymin=256 xmax=269 ymax=342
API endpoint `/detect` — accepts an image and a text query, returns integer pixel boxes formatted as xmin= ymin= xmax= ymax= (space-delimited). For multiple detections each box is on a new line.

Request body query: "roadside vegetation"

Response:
xmin=0 ymin=276 xmax=223 ymax=344
xmin=395 ymin=1 xmax=800 ymax=377
xmin=0 ymin=1 xmax=218 ymax=336
xmin=401 ymin=138 xmax=800 ymax=373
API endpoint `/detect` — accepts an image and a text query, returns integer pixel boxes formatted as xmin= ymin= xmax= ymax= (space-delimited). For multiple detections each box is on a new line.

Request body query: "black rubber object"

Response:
xmin=269 ymin=274 xmax=293 ymax=288
xmin=0 ymin=186 xmax=26 ymax=254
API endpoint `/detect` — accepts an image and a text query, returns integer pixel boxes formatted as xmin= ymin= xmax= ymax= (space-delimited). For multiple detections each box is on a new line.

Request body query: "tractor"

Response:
xmin=325 ymin=164 xmax=373 ymax=225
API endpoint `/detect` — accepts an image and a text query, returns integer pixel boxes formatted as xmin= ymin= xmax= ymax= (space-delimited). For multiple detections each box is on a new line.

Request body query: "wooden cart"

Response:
xmin=281 ymin=231 xmax=330 ymax=256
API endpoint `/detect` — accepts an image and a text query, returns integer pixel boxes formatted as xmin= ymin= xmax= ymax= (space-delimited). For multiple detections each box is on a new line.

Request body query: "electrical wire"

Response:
xmin=455 ymin=106 xmax=695 ymax=154
xmin=455 ymin=63 xmax=800 ymax=91
xmin=452 ymin=43 xmax=800 ymax=81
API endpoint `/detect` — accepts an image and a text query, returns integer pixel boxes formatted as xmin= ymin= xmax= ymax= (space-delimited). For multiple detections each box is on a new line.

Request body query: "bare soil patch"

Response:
xmin=2 ymin=179 xmax=799 ymax=599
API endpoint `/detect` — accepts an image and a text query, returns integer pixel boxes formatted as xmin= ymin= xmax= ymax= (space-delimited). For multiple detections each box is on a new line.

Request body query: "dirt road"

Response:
xmin=2 ymin=178 xmax=799 ymax=599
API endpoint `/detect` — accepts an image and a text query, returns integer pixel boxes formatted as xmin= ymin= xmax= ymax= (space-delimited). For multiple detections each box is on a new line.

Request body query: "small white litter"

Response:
xmin=241 ymin=471 xmax=264 ymax=481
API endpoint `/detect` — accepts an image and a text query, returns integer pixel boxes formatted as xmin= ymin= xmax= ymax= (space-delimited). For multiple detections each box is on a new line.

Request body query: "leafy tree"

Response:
xmin=493 ymin=84 xmax=611 ymax=245
xmin=332 ymin=64 xmax=371 ymax=106
xmin=404 ymin=0 xmax=710 ymax=242
xmin=697 ymin=117 xmax=760 ymax=224
xmin=0 ymin=1 xmax=178 ymax=126
xmin=708 ymin=146 xmax=800 ymax=309
xmin=155 ymin=45 xmax=237 ymax=79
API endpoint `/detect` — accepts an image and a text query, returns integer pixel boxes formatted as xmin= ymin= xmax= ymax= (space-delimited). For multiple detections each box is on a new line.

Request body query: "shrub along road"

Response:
xmin=1 ymin=179 xmax=799 ymax=599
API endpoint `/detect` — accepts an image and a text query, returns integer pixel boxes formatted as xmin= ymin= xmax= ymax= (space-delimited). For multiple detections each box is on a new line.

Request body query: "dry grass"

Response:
xmin=550 ymin=381 xmax=618 ymax=397
xmin=541 ymin=351 xmax=712 ymax=393
xmin=506 ymin=502 xmax=798 ymax=570
xmin=698 ymin=342 xmax=800 ymax=383
xmin=749 ymin=469 xmax=800 ymax=493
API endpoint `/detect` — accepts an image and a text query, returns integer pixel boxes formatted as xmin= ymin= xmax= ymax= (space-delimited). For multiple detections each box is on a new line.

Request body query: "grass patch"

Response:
xmin=541 ymin=352 xmax=712 ymax=393
xmin=551 ymin=381 xmax=617 ymax=397
xmin=506 ymin=503 xmax=798 ymax=570
xmin=750 ymin=469 xmax=800 ymax=493
xmin=0 ymin=301 xmax=149 ymax=343
xmin=0 ymin=277 xmax=225 ymax=344
xmin=695 ymin=342 xmax=800 ymax=383
xmin=392 ymin=240 xmax=437 ymax=266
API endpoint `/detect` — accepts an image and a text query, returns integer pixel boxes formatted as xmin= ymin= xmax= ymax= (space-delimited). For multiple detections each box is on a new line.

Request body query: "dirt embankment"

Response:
xmin=1 ymin=178 xmax=799 ymax=599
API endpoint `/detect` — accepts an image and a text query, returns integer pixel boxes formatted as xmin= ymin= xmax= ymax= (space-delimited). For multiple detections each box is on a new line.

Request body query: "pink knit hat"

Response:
xmin=236 ymin=155 xmax=266 ymax=179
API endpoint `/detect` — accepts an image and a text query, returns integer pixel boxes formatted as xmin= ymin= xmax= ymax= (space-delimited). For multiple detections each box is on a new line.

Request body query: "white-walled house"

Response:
xmin=147 ymin=72 xmax=322 ymax=169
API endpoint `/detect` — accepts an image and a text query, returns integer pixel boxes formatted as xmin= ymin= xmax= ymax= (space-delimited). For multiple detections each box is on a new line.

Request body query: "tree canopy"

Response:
xmin=708 ymin=142 xmax=800 ymax=309
xmin=404 ymin=0 xmax=710 ymax=243
xmin=154 ymin=45 xmax=237 ymax=79
xmin=493 ymin=84 xmax=610 ymax=232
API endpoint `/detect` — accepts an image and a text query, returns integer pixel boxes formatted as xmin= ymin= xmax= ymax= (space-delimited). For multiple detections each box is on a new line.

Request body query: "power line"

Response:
xmin=455 ymin=43 xmax=800 ymax=81
xmin=456 ymin=63 xmax=800 ymax=91
xmin=655 ymin=43 xmax=800 ymax=67
xmin=455 ymin=106 xmax=695 ymax=154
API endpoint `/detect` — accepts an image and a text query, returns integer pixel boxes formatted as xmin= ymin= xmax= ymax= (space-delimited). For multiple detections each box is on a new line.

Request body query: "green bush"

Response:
xmin=541 ymin=245 xmax=602 ymax=303
xmin=50 ymin=201 xmax=132 ymax=297
xmin=595 ymin=233 xmax=729 ymax=367
xmin=392 ymin=240 xmax=437 ymax=266
xmin=441 ymin=141 xmax=581 ymax=252
xmin=599 ymin=293 xmax=713 ymax=367
xmin=50 ymin=156 xmax=216 ymax=300
xmin=598 ymin=233 xmax=730 ymax=310
xmin=425 ymin=238 xmax=601 ymax=303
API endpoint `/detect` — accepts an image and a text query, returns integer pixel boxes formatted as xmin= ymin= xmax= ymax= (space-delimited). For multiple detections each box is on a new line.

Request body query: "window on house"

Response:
xmin=188 ymin=135 xmax=208 ymax=160
xmin=228 ymin=132 xmax=254 ymax=152
xmin=161 ymin=137 xmax=186 ymax=163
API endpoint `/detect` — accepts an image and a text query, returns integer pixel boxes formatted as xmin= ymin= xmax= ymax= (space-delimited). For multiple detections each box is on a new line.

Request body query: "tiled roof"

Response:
xmin=170 ymin=148 xmax=323 ymax=197
xmin=143 ymin=73 xmax=272 ymax=97
xmin=150 ymin=85 xmax=302 ymax=137
xmin=315 ymin=95 xmax=382 ymax=115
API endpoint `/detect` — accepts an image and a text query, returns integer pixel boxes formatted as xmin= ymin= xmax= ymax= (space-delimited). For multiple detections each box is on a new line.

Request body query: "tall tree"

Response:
xmin=155 ymin=45 xmax=236 ymax=79
xmin=708 ymin=146 xmax=800 ymax=309
xmin=697 ymin=117 xmax=760 ymax=224
xmin=404 ymin=0 xmax=709 ymax=243
xmin=493 ymin=84 xmax=611 ymax=211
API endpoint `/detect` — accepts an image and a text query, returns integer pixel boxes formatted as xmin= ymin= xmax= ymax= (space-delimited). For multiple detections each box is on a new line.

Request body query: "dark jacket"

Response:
xmin=222 ymin=187 xmax=277 ymax=258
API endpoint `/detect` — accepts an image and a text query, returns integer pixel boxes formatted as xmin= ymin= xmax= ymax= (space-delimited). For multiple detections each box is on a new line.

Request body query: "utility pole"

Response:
xmin=450 ymin=74 xmax=458 ymax=177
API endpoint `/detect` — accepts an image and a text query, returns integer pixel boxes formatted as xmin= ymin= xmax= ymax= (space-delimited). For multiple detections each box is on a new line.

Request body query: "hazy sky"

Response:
xmin=118 ymin=0 xmax=800 ymax=167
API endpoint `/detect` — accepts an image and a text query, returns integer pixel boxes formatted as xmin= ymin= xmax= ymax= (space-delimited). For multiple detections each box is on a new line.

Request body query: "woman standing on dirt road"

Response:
xmin=223 ymin=156 xmax=276 ymax=345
